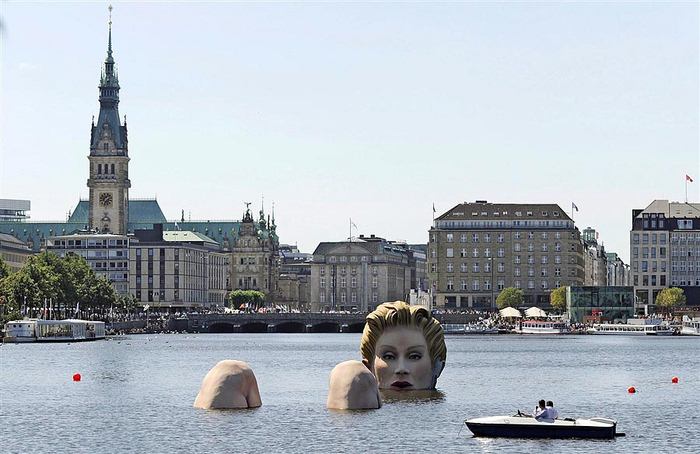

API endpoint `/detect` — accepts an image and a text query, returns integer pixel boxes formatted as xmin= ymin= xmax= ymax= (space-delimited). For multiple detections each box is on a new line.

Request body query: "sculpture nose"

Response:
xmin=395 ymin=357 xmax=409 ymax=375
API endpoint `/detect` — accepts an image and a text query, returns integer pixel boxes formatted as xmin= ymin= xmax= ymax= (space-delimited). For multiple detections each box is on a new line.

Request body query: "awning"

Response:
xmin=525 ymin=307 xmax=547 ymax=318
xmin=499 ymin=307 xmax=522 ymax=318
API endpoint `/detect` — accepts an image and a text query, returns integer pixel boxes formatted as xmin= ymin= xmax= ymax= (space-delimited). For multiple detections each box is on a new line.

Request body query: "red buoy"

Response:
xmin=672 ymin=376 xmax=679 ymax=384
xmin=627 ymin=386 xmax=636 ymax=393
xmin=72 ymin=373 xmax=81 ymax=382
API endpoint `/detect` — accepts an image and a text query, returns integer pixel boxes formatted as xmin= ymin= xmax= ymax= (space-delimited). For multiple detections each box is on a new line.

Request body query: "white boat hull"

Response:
xmin=465 ymin=415 xmax=618 ymax=439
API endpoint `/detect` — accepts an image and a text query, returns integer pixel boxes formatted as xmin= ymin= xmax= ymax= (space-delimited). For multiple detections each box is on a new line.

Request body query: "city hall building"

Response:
xmin=428 ymin=201 xmax=585 ymax=309
xmin=0 ymin=15 xmax=280 ymax=307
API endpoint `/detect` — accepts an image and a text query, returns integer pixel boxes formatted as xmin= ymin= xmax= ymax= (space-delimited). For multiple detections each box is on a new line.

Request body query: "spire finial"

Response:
xmin=107 ymin=5 xmax=114 ymax=58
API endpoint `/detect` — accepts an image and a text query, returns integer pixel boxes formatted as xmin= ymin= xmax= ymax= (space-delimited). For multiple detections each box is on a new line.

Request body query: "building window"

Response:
xmin=498 ymin=280 xmax=504 ymax=290
xmin=497 ymin=233 xmax=504 ymax=243
xmin=351 ymin=277 xmax=357 ymax=288
xmin=472 ymin=233 xmax=479 ymax=243
xmin=514 ymin=256 xmax=521 ymax=264
xmin=320 ymin=292 xmax=325 ymax=303
xmin=461 ymin=263 xmax=467 ymax=272
xmin=484 ymin=234 xmax=491 ymax=243
xmin=484 ymin=280 xmax=491 ymax=290
xmin=372 ymin=277 xmax=378 ymax=288
xmin=372 ymin=293 xmax=378 ymax=303
xmin=447 ymin=279 xmax=454 ymax=290
xmin=528 ymin=280 xmax=535 ymax=289
xmin=514 ymin=267 xmax=521 ymax=276
xmin=340 ymin=277 xmax=346 ymax=288
xmin=514 ymin=280 xmax=521 ymax=289
xmin=514 ymin=243 xmax=521 ymax=252
xmin=320 ymin=278 xmax=325 ymax=288
xmin=446 ymin=262 xmax=453 ymax=272
xmin=446 ymin=233 xmax=454 ymax=242
xmin=461 ymin=279 xmax=468 ymax=290
xmin=460 ymin=248 xmax=468 ymax=258
xmin=351 ymin=292 xmax=357 ymax=303
xmin=320 ymin=267 xmax=325 ymax=276
xmin=498 ymin=248 xmax=505 ymax=257
xmin=460 ymin=234 xmax=467 ymax=243
xmin=473 ymin=263 xmax=480 ymax=273
xmin=340 ymin=293 xmax=346 ymax=303
xmin=472 ymin=280 xmax=480 ymax=291
xmin=446 ymin=248 xmax=454 ymax=258
xmin=498 ymin=262 xmax=504 ymax=272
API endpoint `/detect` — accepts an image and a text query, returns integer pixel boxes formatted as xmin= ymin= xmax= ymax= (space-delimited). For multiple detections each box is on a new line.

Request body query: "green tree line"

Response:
xmin=0 ymin=253 xmax=119 ymax=324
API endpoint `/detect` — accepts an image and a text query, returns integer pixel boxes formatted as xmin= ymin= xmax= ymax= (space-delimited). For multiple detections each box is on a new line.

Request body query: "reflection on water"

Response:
xmin=380 ymin=389 xmax=446 ymax=404
xmin=1 ymin=334 xmax=699 ymax=453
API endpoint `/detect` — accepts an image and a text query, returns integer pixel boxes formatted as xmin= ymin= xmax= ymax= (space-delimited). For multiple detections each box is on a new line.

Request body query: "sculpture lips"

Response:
xmin=391 ymin=381 xmax=412 ymax=389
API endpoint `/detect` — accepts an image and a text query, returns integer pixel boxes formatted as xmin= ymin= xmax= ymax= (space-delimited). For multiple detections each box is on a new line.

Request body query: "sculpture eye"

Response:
xmin=381 ymin=352 xmax=396 ymax=361
xmin=408 ymin=352 xmax=422 ymax=361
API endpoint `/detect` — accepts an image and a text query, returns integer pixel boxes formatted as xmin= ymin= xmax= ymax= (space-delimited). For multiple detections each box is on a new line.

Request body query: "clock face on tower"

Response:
xmin=99 ymin=192 xmax=113 ymax=207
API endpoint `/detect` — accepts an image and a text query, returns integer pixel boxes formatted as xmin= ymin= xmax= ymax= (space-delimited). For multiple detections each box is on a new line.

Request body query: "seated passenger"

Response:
xmin=546 ymin=400 xmax=559 ymax=419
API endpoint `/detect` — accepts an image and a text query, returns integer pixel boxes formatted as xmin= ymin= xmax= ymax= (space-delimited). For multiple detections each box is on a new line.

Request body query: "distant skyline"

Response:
xmin=1 ymin=2 xmax=698 ymax=262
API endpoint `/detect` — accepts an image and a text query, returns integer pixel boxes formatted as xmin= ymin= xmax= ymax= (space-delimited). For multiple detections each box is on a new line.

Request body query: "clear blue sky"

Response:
xmin=1 ymin=2 xmax=698 ymax=262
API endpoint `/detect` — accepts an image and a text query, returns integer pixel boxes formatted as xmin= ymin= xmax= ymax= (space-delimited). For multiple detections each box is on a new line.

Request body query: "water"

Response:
xmin=1 ymin=334 xmax=699 ymax=453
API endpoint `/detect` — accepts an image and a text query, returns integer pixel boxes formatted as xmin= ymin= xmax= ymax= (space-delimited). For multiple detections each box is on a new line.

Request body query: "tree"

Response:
xmin=0 ymin=257 xmax=10 ymax=280
xmin=228 ymin=290 xmax=266 ymax=310
xmin=496 ymin=287 xmax=523 ymax=309
xmin=550 ymin=286 xmax=567 ymax=312
xmin=655 ymin=287 xmax=686 ymax=309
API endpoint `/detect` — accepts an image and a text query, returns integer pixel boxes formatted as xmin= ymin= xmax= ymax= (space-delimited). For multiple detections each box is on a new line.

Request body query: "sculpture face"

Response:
xmin=371 ymin=326 xmax=433 ymax=390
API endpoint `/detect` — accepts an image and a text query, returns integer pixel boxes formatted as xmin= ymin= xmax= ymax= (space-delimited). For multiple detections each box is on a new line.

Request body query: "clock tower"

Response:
xmin=87 ymin=6 xmax=130 ymax=234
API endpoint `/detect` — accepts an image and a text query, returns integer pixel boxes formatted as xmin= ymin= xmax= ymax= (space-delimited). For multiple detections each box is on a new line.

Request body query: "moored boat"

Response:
xmin=465 ymin=414 xmax=618 ymax=439
xmin=3 ymin=319 xmax=106 ymax=343
xmin=515 ymin=320 xmax=568 ymax=334
xmin=587 ymin=318 xmax=674 ymax=336
xmin=681 ymin=315 xmax=700 ymax=336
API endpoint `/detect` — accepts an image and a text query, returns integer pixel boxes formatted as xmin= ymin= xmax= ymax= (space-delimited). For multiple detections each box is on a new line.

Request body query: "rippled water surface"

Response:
xmin=1 ymin=334 xmax=699 ymax=453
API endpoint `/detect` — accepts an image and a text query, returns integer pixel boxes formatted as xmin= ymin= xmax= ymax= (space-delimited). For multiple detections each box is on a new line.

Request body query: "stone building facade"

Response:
xmin=582 ymin=227 xmax=608 ymax=286
xmin=630 ymin=200 xmax=700 ymax=306
xmin=229 ymin=207 xmax=280 ymax=302
xmin=45 ymin=233 xmax=130 ymax=295
xmin=129 ymin=226 xmax=229 ymax=308
xmin=310 ymin=236 xmax=422 ymax=312
xmin=428 ymin=201 xmax=584 ymax=309
xmin=606 ymin=252 xmax=630 ymax=287
xmin=276 ymin=244 xmax=312 ymax=310
xmin=0 ymin=233 xmax=33 ymax=272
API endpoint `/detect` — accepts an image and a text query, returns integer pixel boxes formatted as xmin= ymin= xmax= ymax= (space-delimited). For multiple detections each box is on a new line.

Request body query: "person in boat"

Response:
xmin=546 ymin=401 xmax=559 ymax=419
xmin=194 ymin=301 xmax=446 ymax=410
xmin=534 ymin=399 xmax=549 ymax=420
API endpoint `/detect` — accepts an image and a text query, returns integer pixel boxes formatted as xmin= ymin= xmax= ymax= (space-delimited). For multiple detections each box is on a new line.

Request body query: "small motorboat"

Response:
xmin=465 ymin=413 xmax=619 ymax=439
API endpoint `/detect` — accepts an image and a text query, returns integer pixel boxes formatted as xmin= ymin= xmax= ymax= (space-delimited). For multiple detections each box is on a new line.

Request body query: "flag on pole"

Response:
xmin=687 ymin=174 xmax=694 ymax=183
xmin=432 ymin=203 xmax=436 ymax=214
xmin=350 ymin=219 xmax=357 ymax=229
xmin=572 ymin=202 xmax=579 ymax=212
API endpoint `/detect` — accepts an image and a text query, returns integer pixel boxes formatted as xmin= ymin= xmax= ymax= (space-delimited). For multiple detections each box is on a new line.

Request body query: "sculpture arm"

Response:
xmin=326 ymin=360 xmax=381 ymax=410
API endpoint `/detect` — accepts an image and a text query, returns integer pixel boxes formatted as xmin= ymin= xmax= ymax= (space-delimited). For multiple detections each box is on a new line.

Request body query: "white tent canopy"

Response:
xmin=525 ymin=307 xmax=547 ymax=318
xmin=499 ymin=307 xmax=522 ymax=318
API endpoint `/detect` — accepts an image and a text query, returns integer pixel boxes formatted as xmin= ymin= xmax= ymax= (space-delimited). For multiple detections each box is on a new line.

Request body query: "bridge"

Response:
xmin=168 ymin=312 xmax=482 ymax=334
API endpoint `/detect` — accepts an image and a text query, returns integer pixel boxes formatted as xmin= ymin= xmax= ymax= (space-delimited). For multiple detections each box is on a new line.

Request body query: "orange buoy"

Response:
xmin=672 ymin=376 xmax=679 ymax=384
xmin=72 ymin=373 xmax=81 ymax=382
xmin=627 ymin=386 xmax=636 ymax=393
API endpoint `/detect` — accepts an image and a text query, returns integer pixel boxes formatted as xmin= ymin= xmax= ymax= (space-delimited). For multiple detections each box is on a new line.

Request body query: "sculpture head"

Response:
xmin=360 ymin=301 xmax=446 ymax=390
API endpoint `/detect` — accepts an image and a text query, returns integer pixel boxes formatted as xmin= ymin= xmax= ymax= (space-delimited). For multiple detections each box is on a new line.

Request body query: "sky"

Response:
xmin=1 ymin=1 xmax=698 ymax=262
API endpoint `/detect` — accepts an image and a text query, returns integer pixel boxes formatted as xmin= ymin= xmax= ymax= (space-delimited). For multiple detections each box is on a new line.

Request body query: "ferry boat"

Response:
xmin=681 ymin=316 xmax=700 ymax=336
xmin=443 ymin=324 xmax=498 ymax=335
xmin=515 ymin=320 xmax=568 ymax=334
xmin=586 ymin=318 xmax=674 ymax=336
xmin=3 ymin=319 xmax=106 ymax=343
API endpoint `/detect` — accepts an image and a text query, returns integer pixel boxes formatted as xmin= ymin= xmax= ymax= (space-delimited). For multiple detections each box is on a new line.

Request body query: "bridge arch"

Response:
xmin=209 ymin=322 xmax=237 ymax=333
xmin=344 ymin=322 xmax=365 ymax=333
xmin=275 ymin=321 xmax=307 ymax=333
xmin=240 ymin=322 xmax=268 ymax=333
xmin=309 ymin=322 xmax=340 ymax=333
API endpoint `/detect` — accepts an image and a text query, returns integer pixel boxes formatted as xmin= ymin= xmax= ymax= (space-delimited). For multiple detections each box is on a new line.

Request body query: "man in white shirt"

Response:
xmin=546 ymin=400 xmax=559 ymax=419
xmin=534 ymin=399 xmax=549 ymax=421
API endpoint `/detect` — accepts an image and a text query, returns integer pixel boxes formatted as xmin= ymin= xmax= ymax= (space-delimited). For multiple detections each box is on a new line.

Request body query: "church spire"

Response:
xmin=107 ymin=5 xmax=114 ymax=61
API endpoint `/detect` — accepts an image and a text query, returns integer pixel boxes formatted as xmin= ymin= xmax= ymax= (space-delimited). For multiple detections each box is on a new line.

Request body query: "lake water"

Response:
xmin=1 ymin=334 xmax=699 ymax=453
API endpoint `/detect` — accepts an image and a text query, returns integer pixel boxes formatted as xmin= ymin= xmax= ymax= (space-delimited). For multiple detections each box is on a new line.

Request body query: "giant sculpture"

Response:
xmin=194 ymin=301 xmax=446 ymax=410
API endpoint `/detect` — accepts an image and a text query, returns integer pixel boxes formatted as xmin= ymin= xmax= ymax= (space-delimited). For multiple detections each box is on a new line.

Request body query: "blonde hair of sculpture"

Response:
xmin=360 ymin=301 xmax=446 ymax=380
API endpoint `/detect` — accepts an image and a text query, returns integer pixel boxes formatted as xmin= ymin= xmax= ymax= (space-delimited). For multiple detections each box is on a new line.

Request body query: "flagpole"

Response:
xmin=686 ymin=177 xmax=688 ymax=204
xmin=349 ymin=218 xmax=352 ymax=242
